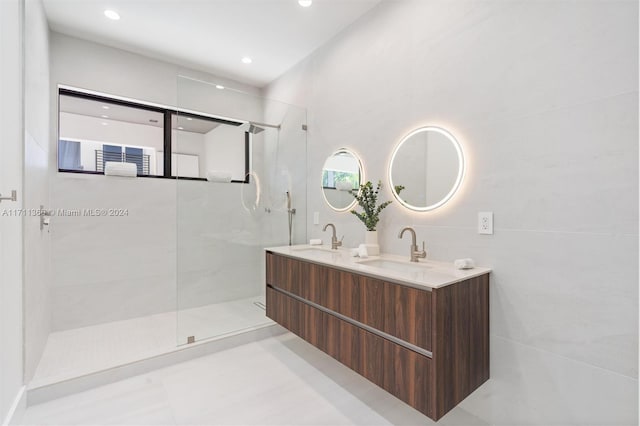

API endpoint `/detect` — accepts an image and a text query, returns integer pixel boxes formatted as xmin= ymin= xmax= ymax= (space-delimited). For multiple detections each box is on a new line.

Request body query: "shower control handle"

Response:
xmin=40 ymin=205 xmax=52 ymax=231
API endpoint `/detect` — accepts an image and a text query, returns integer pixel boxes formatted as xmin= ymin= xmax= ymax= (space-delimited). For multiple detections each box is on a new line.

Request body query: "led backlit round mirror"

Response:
xmin=389 ymin=127 xmax=464 ymax=211
xmin=321 ymin=148 xmax=364 ymax=212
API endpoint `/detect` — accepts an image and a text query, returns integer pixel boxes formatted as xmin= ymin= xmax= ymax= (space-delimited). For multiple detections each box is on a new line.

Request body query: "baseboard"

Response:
xmin=2 ymin=385 xmax=26 ymax=426
xmin=27 ymin=323 xmax=285 ymax=406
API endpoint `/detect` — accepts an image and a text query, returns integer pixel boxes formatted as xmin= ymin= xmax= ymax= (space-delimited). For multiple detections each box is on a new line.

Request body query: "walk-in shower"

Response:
xmin=29 ymin=76 xmax=307 ymax=396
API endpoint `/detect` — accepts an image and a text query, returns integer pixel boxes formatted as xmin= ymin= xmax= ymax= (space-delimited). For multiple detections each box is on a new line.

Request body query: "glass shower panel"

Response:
xmin=176 ymin=76 xmax=307 ymax=345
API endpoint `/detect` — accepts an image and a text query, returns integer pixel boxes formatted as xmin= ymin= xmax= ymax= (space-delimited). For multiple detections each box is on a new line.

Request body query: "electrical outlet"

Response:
xmin=313 ymin=212 xmax=320 ymax=225
xmin=478 ymin=212 xmax=493 ymax=234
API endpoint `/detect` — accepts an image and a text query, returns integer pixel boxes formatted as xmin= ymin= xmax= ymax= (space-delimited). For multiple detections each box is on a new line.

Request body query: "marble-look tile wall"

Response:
xmin=50 ymin=149 xmax=305 ymax=332
xmin=50 ymin=167 xmax=289 ymax=331
xmin=0 ymin=0 xmax=25 ymax=422
xmin=50 ymin=175 xmax=177 ymax=330
xmin=265 ymin=0 xmax=638 ymax=423
xmin=24 ymin=0 xmax=52 ymax=382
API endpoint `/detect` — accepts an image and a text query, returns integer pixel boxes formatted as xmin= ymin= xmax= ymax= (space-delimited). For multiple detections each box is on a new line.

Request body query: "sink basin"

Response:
xmin=358 ymin=259 xmax=431 ymax=273
xmin=291 ymin=247 xmax=335 ymax=254
xmin=290 ymin=247 xmax=342 ymax=260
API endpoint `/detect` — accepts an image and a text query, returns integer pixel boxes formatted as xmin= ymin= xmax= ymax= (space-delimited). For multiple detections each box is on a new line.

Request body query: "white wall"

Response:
xmin=23 ymin=0 xmax=51 ymax=384
xmin=265 ymin=0 xmax=638 ymax=423
xmin=171 ymin=129 xmax=206 ymax=177
xmin=204 ymin=125 xmax=246 ymax=181
xmin=51 ymin=33 xmax=261 ymax=120
xmin=0 ymin=0 xmax=25 ymax=423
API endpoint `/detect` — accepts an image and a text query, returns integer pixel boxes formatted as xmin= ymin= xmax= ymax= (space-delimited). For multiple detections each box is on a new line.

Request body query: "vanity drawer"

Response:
xmin=323 ymin=267 xmax=361 ymax=320
xmin=268 ymin=285 xmax=432 ymax=418
xmin=383 ymin=281 xmax=432 ymax=352
xmin=266 ymin=286 xmax=302 ymax=336
xmin=267 ymin=253 xmax=432 ymax=352
xmin=378 ymin=331 xmax=432 ymax=417
xmin=267 ymin=253 xmax=361 ymax=319
xmin=326 ymin=313 xmax=432 ymax=417
xmin=324 ymin=273 xmax=432 ymax=352
xmin=266 ymin=253 xmax=307 ymax=298
xmin=267 ymin=286 xmax=327 ymax=350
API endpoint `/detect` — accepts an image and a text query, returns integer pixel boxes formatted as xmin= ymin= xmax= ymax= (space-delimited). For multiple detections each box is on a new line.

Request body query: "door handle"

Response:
xmin=0 ymin=190 xmax=17 ymax=203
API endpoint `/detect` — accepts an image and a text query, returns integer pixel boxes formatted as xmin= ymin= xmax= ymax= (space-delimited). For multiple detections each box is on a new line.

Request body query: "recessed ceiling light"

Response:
xmin=215 ymin=85 xmax=225 ymax=90
xmin=241 ymin=57 xmax=252 ymax=64
xmin=178 ymin=126 xmax=184 ymax=130
xmin=101 ymin=115 xmax=109 ymax=118
xmin=104 ymin=10 xmax=120 ymax=20
xmin=101 ymin=122 xmax=108 ymax=126
xmin=186 ymin=117 xmax=193 ymax=121
xmin=102 ymin=105 xmax=110 ymax=110
xmin=298 ymin=0 xmax=312 ymax=7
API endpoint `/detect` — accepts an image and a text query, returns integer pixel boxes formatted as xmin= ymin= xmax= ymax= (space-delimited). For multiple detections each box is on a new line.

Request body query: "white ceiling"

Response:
xmin=42 ymin=0 xmax=381 ymax=87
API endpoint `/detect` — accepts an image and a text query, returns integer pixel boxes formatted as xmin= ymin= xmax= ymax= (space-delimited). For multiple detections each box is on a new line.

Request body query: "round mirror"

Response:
xmin=389 ymin=127 xmax=464 ymax=211
xmin=321 ymin=148 xmax=364 ymax=211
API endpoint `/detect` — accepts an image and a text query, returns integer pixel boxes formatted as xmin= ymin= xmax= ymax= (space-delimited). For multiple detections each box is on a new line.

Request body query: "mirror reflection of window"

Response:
xmin=173 ymin=116 xmax=247 ymax=181
xmin=58 ymin=140 xmax=81 ymax=170
xmin=58 ymin=94 xmax=163 ymax=176
xmin=321 ymin=149 xmax=364 ymax=211
xmin=158 ymin=115 xmax=249 ymax=181
xmin=322 ymin=152 xmax=360 ymax=190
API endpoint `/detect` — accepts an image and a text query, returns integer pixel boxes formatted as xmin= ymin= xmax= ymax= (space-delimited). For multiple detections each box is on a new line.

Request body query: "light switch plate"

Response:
xmin=313 ymin=212 xmax=320 ymax=225
xmin=478 ymin=212 xmax=493 ymax=234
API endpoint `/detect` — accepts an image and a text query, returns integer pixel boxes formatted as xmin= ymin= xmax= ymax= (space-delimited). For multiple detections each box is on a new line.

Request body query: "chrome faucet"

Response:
xmin=398 ymin=227 xmax=427 ymax=262
xmin=323 ymin=223 xmax=343 ymax=250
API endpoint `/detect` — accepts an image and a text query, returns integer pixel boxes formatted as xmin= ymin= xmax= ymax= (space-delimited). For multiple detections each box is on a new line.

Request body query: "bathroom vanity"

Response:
xmin=265 ymin=245 xmax=490 ymax=421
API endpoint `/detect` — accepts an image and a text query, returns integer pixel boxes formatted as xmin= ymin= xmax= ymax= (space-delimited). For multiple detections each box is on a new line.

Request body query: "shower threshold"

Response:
xmin=28 ymin=297 xmax=280 ymax=405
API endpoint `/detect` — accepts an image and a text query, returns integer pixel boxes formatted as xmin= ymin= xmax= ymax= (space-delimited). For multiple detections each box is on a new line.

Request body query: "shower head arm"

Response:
xmin=249 ymin=121 xmax=281 ymax=130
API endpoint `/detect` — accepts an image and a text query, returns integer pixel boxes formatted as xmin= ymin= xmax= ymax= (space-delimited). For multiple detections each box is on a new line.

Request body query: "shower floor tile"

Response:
xmin=31 ymin=296 xmax=270 ymax=388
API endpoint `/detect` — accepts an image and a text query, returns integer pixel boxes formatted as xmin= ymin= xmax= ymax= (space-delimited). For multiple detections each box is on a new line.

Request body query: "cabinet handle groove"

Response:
xmin=268 ymin=284 xmax=433 ymax=359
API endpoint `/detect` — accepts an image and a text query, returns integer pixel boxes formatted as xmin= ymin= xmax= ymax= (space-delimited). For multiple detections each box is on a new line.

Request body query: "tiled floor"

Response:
xmin=31 ymin=297 xmax=270 ymax=388
xmin=23 ymin=333 xmax=438 ymax=425
xmin=23 ymin=331 xmax=638 ymax=425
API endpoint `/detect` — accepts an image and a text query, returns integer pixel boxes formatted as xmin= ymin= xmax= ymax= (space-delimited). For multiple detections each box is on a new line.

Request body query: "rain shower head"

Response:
xmin=247 ymin=123 xmax=265 ymax=134
xmin=240 ymin=121 xmax=281 ymax=134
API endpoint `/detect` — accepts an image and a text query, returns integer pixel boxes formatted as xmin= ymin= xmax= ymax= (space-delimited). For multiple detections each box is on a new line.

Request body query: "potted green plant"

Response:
xmin=351 ymin=180 xmax=393 ymax=247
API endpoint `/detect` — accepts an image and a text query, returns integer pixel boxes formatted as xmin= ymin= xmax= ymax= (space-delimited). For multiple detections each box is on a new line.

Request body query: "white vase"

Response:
xmin=365 ymin=230 xmax=378 ymax=245
xmin=363 ymin=230 xmax=380 ymax=256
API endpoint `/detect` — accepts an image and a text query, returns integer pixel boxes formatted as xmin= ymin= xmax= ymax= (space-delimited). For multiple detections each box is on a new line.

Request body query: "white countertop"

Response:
xmin=266 ymin=244 xmax=491 ymax=291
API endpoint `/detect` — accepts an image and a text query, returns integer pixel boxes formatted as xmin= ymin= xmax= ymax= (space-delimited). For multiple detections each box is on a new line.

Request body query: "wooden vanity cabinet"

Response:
xmin=265 ymin=252 xmax=489 ymax=421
